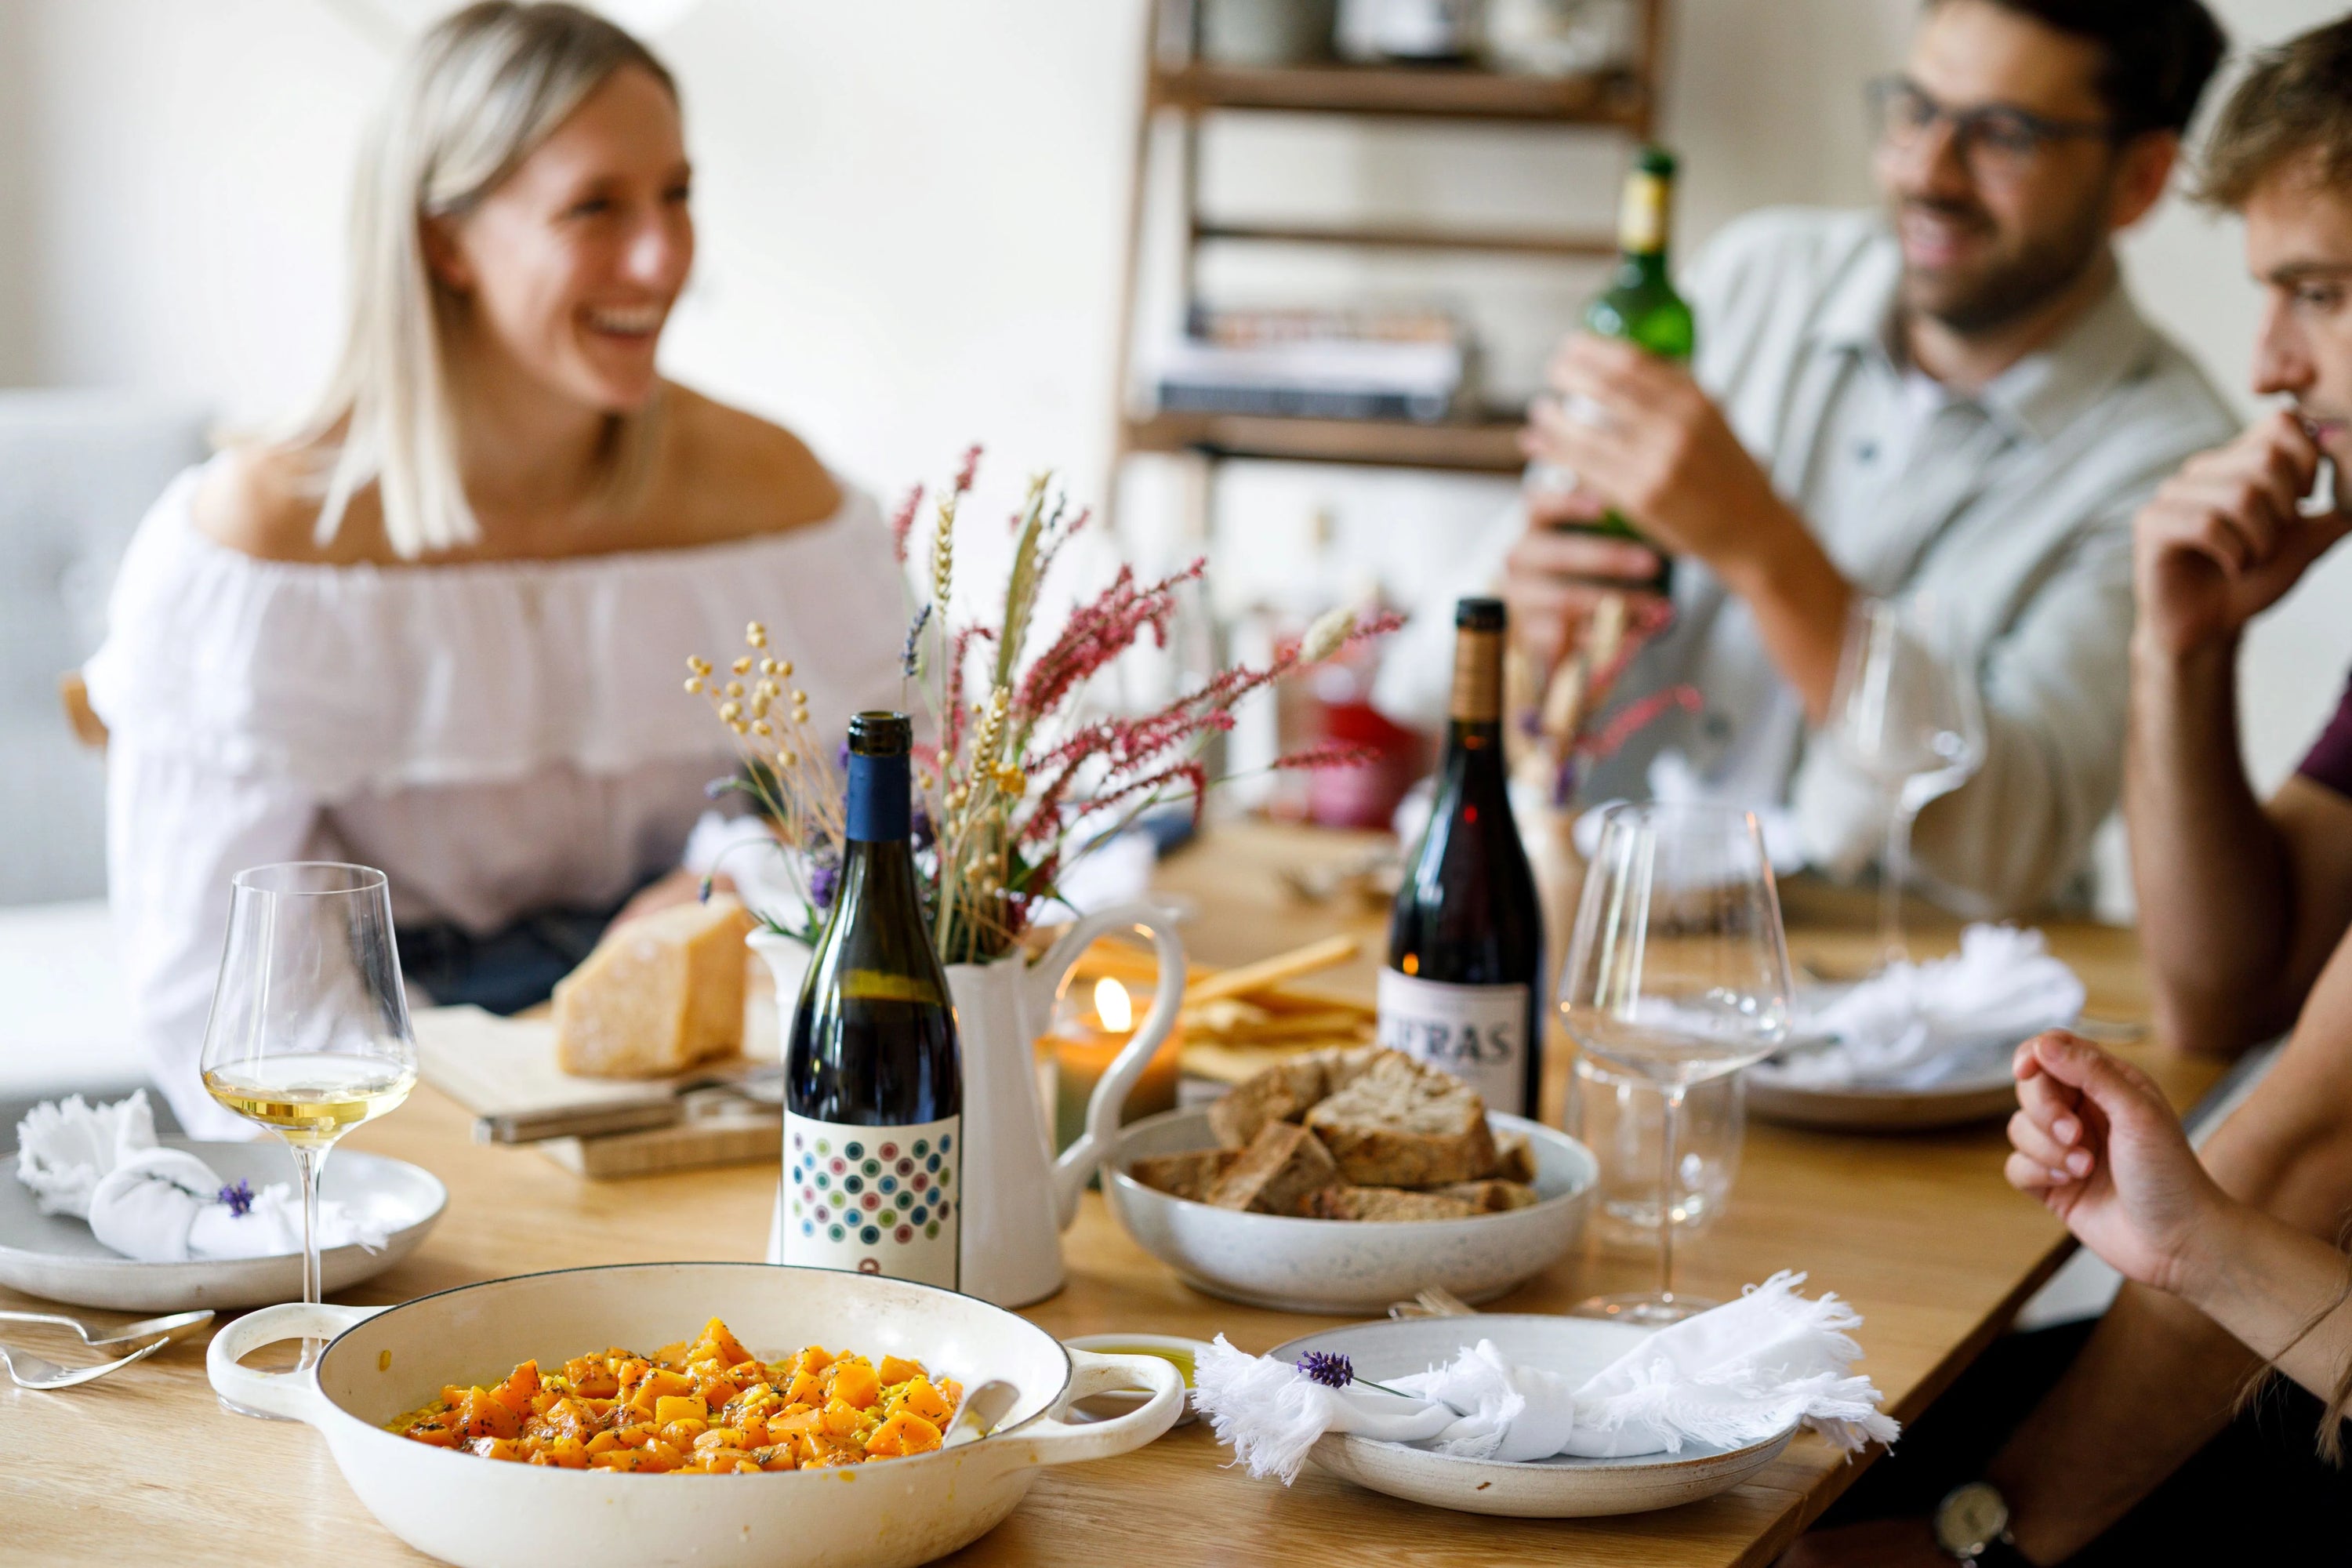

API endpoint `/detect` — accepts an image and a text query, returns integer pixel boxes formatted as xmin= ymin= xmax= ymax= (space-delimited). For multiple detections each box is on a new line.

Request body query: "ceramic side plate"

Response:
xmin=1745 ymin=1070 xmax=2019 ymax=1132
xmin=0 ymin=1138 xmax=446 ymax=1311
xmin=1267 ymin=1315 xmax=1795 ymax=1517
xmin=1103 ymin=1109 xmax=1596 ymax=1314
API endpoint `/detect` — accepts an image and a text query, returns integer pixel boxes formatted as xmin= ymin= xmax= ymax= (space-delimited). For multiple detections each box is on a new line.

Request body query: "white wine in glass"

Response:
xmin=1559 ymin=803 xmax=1793 ymax=1325
xmin=200 ymin=862 xmax=416 ymax=1416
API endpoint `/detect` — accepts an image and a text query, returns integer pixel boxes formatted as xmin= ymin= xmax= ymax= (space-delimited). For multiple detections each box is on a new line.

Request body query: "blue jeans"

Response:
xmin=395 ymin=898 xmax=637 ymax=1016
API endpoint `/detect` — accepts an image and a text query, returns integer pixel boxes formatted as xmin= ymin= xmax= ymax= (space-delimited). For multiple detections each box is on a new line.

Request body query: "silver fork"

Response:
xmin=0 ymin=1331 xmax=176 ymax=1390
xmin=0 ymin=1308 xmax=212 ymax=1350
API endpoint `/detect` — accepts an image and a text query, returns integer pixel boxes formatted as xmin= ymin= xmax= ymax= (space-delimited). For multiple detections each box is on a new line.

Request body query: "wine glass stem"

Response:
xmin=1880 ymin=795 xmax=1918 ymax=967
xmin=290 ymin=1142 xmax=329 ymax=1370
xmin=1657 ymin=1083 xmax=1687 ymax=1306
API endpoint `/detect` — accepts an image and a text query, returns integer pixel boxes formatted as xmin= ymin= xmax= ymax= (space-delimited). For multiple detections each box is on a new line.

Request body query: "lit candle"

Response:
xmin=1047 ymin=976 xmax=1181 ymax=1155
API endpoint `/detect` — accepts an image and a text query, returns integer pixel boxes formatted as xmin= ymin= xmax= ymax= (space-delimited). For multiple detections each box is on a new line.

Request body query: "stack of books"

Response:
xmin=1155 ymin=307 xmax=1476 ymax=423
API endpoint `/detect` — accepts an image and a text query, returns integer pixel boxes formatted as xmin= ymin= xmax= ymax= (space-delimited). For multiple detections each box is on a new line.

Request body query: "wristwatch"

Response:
xmin=1933 ymin=1482 xmax=2033 ymax=1566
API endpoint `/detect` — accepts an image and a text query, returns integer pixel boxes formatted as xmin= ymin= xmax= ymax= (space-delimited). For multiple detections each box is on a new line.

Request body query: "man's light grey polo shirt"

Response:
xmin=1375 ymin=205 xmax=2239 ymax=915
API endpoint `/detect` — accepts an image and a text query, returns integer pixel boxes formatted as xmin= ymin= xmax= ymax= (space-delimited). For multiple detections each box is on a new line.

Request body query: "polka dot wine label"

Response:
xmin=782 ymin=1112 xmax=960 ymax=1290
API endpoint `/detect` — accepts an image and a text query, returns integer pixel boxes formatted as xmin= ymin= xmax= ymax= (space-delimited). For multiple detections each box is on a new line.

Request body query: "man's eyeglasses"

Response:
xmin=1867 ymin=77 xmax=2118 ymax=178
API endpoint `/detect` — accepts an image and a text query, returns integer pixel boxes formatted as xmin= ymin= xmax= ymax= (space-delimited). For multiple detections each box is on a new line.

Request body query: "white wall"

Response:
xmin=5 ymin=0 xmax=2348 ymax=788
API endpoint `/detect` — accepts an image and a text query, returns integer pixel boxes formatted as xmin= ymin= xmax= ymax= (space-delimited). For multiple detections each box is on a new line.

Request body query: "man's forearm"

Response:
xmin=2125 ymin=631 xmax=2295 ymax=1051
xmin=1987 ymin=1283 xmax=2253 ymax=1563
xmin=1715 ymin=509 xmax=1852 ymax=724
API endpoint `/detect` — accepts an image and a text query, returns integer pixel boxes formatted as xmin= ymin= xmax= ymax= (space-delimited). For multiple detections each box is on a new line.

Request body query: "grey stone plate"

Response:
xmin=0 ymin=1138 xmax=445 ymax=1310
xmin=1269 ymin=1315 xmax=1795 ymax=1517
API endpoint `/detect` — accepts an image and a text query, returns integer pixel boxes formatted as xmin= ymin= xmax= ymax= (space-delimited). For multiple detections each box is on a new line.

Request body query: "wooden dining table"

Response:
xmin=0 ymin=821 xmax=2229 ymax=1567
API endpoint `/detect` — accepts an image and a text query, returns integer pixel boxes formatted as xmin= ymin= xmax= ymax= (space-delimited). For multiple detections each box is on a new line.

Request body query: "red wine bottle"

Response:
xmin=784 ymin=710 xmax=962 ymax=1289
xmin=1381 ymin=599 xmax=1545 ymax=1116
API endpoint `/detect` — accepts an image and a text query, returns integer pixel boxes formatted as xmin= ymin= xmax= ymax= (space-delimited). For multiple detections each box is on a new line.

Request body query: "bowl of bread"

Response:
xmin=1103 ymin=1047 xmax=1596 ymax=1313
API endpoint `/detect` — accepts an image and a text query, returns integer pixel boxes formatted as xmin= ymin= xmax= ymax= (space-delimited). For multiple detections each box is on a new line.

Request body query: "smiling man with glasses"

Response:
xmin=1379 ymin=0 xmax=2232 ymax=919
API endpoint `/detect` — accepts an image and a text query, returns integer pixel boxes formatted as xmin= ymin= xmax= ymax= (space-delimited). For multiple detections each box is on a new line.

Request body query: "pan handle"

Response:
xmin=1018 ymin=1348 xmax=1185 ymax=1466
xmin=206 ymin=1301 xmax=386 ymax=1424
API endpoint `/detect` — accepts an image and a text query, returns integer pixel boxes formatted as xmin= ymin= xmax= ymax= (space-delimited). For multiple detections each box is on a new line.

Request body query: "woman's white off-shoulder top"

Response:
xmin=84 ymin=462 xmax=908 ymax=1136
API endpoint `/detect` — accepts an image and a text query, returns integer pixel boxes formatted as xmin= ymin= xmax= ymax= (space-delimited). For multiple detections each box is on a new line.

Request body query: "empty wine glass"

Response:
xmin=1559 ymin=803 xmax=1793 ymax=1325
xmin=199 ymin=863 xmax=416 ymax=1412
xmin=1828 ymin=596 xmax=1986 ymax=967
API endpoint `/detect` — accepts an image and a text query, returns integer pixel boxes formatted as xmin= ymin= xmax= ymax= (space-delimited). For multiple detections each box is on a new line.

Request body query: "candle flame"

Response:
xmin=1094 ymin=976 xmax=1134 ymax=1033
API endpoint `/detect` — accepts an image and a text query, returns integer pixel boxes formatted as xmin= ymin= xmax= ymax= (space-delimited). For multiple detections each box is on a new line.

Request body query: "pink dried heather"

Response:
xmin=888 ymin=484 xmax=925 ymax=566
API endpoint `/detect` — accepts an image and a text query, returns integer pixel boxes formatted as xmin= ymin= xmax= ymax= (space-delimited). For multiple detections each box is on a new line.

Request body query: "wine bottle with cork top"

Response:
xmin=1559 ymin=145 xmax=1693 ymax=597
xmin=1380 ymin=599 xmax=1545 ymax=1117
xmin=784 ymin=710 xmax=963 ymax=1290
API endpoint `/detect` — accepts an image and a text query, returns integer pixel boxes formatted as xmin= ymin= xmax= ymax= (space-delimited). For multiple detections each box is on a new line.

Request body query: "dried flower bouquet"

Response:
xmin=694 ymin=447 xmax=1399 ymax=964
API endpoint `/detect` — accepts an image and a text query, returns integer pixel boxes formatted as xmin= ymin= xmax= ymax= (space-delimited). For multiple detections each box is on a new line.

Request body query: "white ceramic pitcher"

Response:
xmin=751 ymin=902 xmax=1185 ymax=1308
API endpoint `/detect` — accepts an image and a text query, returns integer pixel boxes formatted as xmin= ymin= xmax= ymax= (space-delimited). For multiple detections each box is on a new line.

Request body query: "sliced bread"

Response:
xmin=1207 ymin=1058 xmax=1328 ymax=1149
xmin=1304 ymin=1051 xmax=1497 ymax=1188
xmin=1488 ymin=1129 xmax=1537 ymax=1185
xmin=1127 ymin=1149 xmax=1243 ymax=1203
xmin=1432 ymin=1179 xmax=1541 ymax=1213
xmin=1301 ymin=1185 xmax=1483 ymax=1222
xmin=1205 ymin=1121 xmax=1339 ymax=1214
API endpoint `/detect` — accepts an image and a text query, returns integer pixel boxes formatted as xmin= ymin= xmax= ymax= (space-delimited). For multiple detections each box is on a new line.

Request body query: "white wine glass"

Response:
xmin=199 ymin=862 xmax=416 ymax=1411
xmin=1828 ymin=595 xmax=1986 ymax=967
xmin=1559 ymin=802 xmax=1793 ymax=1325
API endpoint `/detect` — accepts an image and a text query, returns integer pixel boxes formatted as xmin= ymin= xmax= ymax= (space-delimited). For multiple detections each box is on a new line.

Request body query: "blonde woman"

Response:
xmin=83 ymin=2 xmax=905 ymax=1137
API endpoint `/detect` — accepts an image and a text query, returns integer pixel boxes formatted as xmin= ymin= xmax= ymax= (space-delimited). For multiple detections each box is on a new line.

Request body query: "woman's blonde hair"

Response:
xmin=294 ymin=2 xmax=677 ymax=558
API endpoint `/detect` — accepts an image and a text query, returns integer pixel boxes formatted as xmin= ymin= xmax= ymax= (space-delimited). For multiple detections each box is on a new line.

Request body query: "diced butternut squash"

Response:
xmin=865 ymin=1410 xmax=942 ymax=1457
xmin=653 ymin=1394 xmax=708 ymax=1428
xmin=891 ymin=1376 xmax=950 ymax=1424
xmin=387 ymin=1320 xmax=957 ymax=1473
xmin=456 ymin=1388 xmax=521 ymax=1441
xmin=829 ymin=1361 xmax=881 ymax=1410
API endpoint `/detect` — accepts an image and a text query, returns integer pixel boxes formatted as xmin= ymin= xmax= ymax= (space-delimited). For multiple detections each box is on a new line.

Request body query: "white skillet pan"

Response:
xmin=207 ymin=1261 xmax=1182 ymax=1568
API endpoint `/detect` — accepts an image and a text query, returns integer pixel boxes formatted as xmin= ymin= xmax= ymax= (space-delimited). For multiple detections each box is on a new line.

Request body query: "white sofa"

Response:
xmin=0 ymin=388 xmax=208 ymax=905
xmin=0 ymin=389 xmax=208 ymax=1124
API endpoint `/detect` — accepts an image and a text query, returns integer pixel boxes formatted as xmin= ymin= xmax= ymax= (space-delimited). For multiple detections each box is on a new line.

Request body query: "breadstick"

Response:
xmin=1182 ymin=935 xmax=1360 ymax=1007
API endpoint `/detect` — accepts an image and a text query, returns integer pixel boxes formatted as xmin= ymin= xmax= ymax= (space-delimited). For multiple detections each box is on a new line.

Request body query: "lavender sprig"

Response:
xmin=1296 ymin=1351 xmax=1413 ymax=1399
xmin=217 ymin=1178 xmax=256 ymax=1218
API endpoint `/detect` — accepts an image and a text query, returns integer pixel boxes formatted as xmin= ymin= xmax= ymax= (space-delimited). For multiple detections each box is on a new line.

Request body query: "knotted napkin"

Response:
xmin=1194 ymin=1272 xmax=1900 ymax=1484
xmin=1757 ymin=925 xmax=2085 ymax=1090
xmin=13 ymin=1091 xmax=387 ymax=1262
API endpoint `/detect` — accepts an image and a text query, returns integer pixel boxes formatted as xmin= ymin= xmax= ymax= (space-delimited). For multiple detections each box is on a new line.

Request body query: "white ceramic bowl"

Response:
xmin=1102 ymin=1109 xmax=1596 ymax=1313
xmin=0 ymin=1138 xmax=445 ymax=1312
xmin=1269 ymin=1315 xmax=1795 ymax=1517
xmin=206 ymin=1261 xmax=1183 ymax=1568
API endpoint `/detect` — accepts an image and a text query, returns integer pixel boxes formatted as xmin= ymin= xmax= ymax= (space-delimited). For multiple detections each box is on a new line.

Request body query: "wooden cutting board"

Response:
xmin=411 ymin=1005 xmax=782 ymax=1180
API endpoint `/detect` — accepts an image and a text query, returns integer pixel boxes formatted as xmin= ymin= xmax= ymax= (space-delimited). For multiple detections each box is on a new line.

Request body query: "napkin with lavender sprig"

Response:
xmin=1193 ymin=1272 xmax=1899 ymax=1483
xmin=14 ymin=1090 xmax=387 ymax=1262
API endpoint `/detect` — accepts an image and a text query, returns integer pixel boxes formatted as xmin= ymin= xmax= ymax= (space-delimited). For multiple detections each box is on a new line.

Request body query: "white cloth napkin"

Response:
xmin=1756 ymin=925 xmax=2084 ymax=1090
xmin=13 ymin=1090 xmax=387 ymax=1262
xmin=1195 ymin=1272 xmax=1900 ymax=1484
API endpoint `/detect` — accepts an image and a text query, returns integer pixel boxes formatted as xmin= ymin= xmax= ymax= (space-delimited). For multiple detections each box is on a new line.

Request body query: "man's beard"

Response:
xmin=1898 ymin=193 xmax=2111 ymax=338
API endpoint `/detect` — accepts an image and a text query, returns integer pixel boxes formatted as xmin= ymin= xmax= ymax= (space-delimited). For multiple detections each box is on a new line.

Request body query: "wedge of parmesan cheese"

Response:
xmin=552 ymin=896 xmax=757 ymax=1078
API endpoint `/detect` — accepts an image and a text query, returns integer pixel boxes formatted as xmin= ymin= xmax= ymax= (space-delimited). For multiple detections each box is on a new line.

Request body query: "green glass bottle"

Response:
xmin=1565 ymin=146 xmax=1691 ymax=597
xmin=784 ymin=710 xmax=963 ymax=1290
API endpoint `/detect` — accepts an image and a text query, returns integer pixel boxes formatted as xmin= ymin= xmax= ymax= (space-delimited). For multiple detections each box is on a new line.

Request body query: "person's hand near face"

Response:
xmin=2132 ymin=412 xmax=2352 ymax=655
xmin=2137 ymin=171 xmax=2352 ymax=659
